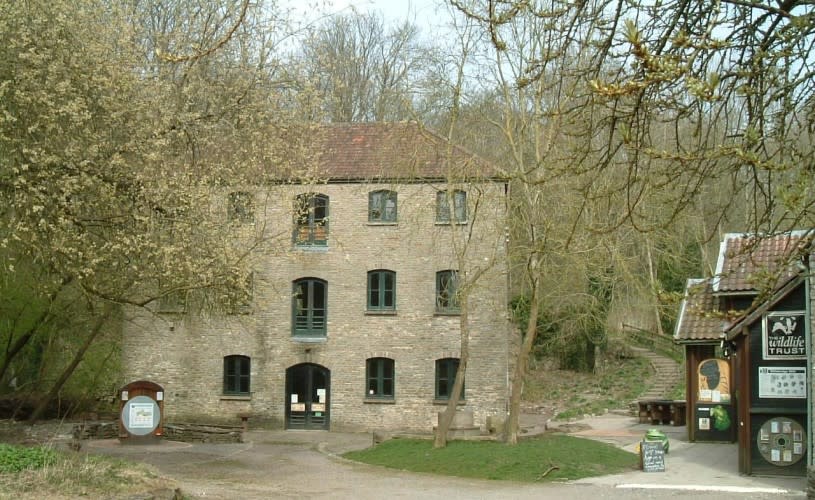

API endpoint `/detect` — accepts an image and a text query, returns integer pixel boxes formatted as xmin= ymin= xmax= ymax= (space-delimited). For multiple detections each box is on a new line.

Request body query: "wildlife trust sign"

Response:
xmin=763 ymin=312 xmax=806 ymax=360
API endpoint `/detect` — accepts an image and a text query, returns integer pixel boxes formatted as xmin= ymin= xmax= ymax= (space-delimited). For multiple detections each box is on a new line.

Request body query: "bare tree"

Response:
xmin=297 ymin=11 xmax=432 ymax=122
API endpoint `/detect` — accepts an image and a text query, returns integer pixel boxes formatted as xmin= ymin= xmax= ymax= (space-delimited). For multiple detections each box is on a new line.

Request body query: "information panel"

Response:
xmin=121 ymin=395 xmax=161 ymax=436
xmin=757 ymin=366 xmax=806 ymax=399
xmin=757 ymin=417 xmax=806 ymax=466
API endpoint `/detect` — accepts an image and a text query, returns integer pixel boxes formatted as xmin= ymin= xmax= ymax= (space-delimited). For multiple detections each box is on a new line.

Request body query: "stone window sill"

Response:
xmin=294 ymin=244 xmax=329 ymax=252
xmin=292 ymin=336 xmax=327 ymax=344
xmin=364 ymin=398 xmax=396 ymax=404
xmin=221 ymin=395 xmax=251 ymax=401
xmin=365 ymin=310 xmax=397 ymax=316
xmin=433 ymin=399 xmax=466 ymax=405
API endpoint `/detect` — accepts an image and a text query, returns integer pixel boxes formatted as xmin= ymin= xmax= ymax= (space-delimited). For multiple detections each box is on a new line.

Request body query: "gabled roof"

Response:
xmin=712 ymin=230 xmax=812 ymax=294
xmin=723 ymin=273 xmax=807 ymax=340
xmin=313 ymin=122 xmax=502 ymax=182
xmin=674 ymin=278 xmax=725 ymax=343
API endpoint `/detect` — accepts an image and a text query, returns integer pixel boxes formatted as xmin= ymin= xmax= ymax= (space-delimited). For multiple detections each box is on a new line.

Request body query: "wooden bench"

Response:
xmin=637 ymin=400 xmax=686 ymax=426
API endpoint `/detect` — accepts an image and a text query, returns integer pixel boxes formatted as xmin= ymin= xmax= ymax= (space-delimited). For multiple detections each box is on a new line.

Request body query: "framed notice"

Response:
xmin=129 ymin=403 xmax=155 ymax=428
xmin=756 ymin=417 xmax=806 ymax=466
xmin=758 ymin=366 xmax=806 ymax=398
xmin=763 ymin=312 xmax=806 ymax=360
xmin=697 ymin=358 xmax=731 ymax=403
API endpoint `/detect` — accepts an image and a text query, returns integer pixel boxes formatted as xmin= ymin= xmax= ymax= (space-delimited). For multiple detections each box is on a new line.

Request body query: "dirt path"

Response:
xmin=87 ymin=432 xmax=583 ymax=499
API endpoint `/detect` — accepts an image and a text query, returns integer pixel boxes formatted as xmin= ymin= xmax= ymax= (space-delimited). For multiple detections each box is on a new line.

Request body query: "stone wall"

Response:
xmin=73 ymin=421 xmax=243 ymax=443
xmin=122 ymin=181 xmax=512 ymax=433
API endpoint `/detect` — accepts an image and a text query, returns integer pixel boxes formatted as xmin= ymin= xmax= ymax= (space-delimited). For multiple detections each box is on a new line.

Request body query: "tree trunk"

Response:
xmin=645 ymin=237 xmax=665 ymax=336
xmin=585 ymin=336 xmax=596 ymax=373
xmin=434 ymin=298 xmax=471 ymax=448
xmin=28 ymin=304 xmax=111 ymax=422
xmin=505 ymin=279 xmax=540 ymax=445
xmin=0 ymin=278 xmax=70 ymax=383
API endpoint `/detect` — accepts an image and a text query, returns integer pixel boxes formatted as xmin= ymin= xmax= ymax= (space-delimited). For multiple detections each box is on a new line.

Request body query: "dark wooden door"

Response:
xmin=285 ymin=364 xmax=330 ymax=430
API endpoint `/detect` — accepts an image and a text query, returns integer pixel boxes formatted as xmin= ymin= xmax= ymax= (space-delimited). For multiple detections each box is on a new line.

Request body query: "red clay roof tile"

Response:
xmin=312 ymin=122 xmax=501 ymax=181
xmin=712 ymin=231 xmax=811 ymax=293
xmin=674 ymin=279 xmax=725 ymax=342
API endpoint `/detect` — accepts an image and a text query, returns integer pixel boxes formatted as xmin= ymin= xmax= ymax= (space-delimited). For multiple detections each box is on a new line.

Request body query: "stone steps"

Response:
xmin=629 ymin=346 xmax=684 ymax=414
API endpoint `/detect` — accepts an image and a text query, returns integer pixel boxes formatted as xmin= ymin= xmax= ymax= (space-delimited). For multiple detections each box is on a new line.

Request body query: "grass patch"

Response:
xmin=0 ymin=445 xmax=172 ymax=499
xmin=344 ymin=434 xmax=638 ymax=482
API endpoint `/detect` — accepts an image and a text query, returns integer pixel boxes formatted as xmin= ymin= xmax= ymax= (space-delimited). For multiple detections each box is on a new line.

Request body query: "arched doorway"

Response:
xmin=285 ymin=363 xmax=330 ymax=430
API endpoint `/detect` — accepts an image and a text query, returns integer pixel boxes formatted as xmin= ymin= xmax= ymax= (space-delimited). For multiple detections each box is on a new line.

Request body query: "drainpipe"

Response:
xmin=805 ymin=256 xmax=812 ymax=467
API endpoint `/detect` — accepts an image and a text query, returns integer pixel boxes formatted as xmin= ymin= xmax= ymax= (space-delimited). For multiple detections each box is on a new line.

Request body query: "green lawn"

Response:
xmin=344 ymin=434 xmax=639 ymax=482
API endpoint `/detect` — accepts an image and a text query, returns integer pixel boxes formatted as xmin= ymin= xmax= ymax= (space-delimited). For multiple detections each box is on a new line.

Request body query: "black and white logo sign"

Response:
xmin=763 ymin=312 xmax=806 ymax=360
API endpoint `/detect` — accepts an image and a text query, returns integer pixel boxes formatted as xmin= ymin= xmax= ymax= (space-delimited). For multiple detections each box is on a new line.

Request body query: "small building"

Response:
xmin=674 ymin=278 xmax=736 ymax=443
xmin=120 ymin=122 xmax=513 ymax=434
xmin=674 ymin=230 xmax=813 ymax=476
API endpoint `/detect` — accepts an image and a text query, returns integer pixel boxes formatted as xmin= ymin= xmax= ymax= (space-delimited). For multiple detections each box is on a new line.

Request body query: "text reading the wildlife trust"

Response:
xmin=763 ymin=313 xmax=806 ymax=360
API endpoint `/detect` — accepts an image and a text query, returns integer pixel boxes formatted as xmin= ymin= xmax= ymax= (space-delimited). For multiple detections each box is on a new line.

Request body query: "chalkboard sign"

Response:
xmin=641 ymin=441 xmax=666 ymax=472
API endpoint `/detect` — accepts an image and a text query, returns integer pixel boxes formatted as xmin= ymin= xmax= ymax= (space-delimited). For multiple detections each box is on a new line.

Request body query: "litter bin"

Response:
xmin=644 ymin=428 xmax=669 ymax=453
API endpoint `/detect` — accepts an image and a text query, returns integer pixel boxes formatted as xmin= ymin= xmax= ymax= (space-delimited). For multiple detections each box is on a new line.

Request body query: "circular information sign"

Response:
xmin=757 ymin=417 xmax=806 ymax=466
xmin=121 ymin=395 xmax=161 ymax=436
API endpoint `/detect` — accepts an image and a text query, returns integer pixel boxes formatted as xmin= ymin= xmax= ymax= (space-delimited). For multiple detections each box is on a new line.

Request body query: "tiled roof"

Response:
xmin=313 ymin=122 xmax=501 ymax=181
xmin=674 ymin=279 xmax=726 ymax=342
xmin=712 ymin=231 xmax=812 ymax=293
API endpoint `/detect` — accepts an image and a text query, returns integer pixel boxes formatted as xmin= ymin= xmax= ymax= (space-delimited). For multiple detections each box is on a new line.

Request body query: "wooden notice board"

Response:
xmin=641 ymin=441 xmax=666 ymax=472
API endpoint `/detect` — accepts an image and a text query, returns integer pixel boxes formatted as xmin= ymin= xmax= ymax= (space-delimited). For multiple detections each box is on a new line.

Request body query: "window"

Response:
xmin=222 ymin=272 xmax=255 ymax=314
xmin=293 ymin=278 xmax=327 ymax=337
xmin=436 ymin=270 xmax=460 ymax=313
xmin=229 ymin=272 xmax=253 ymax=313
xmin=367 ymin=270 xmax=395 ymax=311
xmin=228 ymin=191 xmax=254 ymax=223
xmin=436 ymin=190 xmax=467 ymax=223
xmin=223 ymin=355 xmax=251 ymax=395
xmin=435 ymin=358 xmax=463 ymax=400
xmin=369 ymin=190 xmax=397 ymax=222
xmin=294 ymin=193 xmax=328 ymax=245
xmin=366 ymin=357 xmax=394 ymax=399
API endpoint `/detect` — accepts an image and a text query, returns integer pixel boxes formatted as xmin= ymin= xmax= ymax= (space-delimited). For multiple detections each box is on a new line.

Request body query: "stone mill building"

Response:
xmin=120 ymin=122 xmax=513 ymax=433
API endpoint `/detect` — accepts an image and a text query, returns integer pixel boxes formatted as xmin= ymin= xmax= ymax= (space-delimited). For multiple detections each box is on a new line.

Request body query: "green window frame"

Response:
xmin=294 ymin=193 xmax=329 ymax=245
xmin=223 ymin=355 xmax=251 ymax=395
xmin=436 ymin=189 xmax=467 ymax=223
xmin=435 ymin=357 xmax=463 ymax=400
xmin=369 ymin=190 xmax=397 ymax=222
xmin=292 ymin=278 xmax=327 ymax=337
xmin=366 ymin=357 xmax=394 ymax=399
xmin=435 ymin=270 xmax=460 ymax=313
xmin=367 ymin=270 xmax=395 ymax=311
xmin=228 ymin=191 xmax=254 ymax=223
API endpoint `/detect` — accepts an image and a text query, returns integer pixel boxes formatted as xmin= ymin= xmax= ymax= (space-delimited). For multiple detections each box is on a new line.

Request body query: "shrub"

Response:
xmin=0 ymin=444 xmax=57 ymax=473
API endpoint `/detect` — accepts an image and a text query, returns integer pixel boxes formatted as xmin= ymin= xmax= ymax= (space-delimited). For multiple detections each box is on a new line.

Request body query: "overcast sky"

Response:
xmin=285 ymin=0 xmax=448 ymax=36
